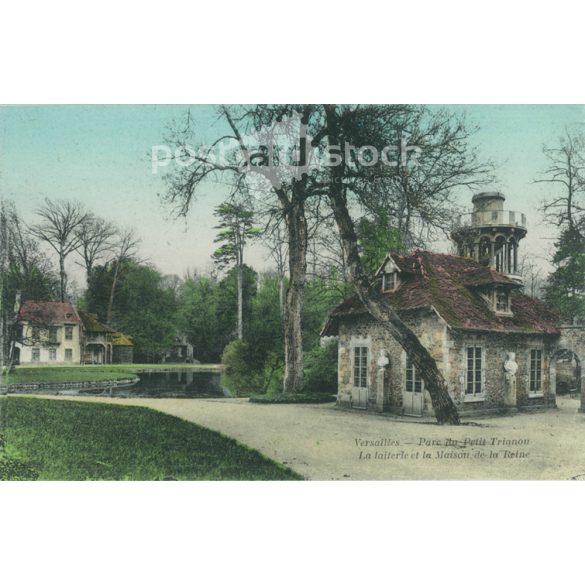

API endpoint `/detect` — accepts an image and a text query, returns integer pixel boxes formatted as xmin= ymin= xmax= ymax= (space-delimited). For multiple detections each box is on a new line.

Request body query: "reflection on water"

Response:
xmin=10 ymin=370 xmax=229 ymax=399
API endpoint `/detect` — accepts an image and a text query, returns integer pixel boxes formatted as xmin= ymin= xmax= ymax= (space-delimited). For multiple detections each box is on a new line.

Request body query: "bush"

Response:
xmin=221 ymin=340 xmax=264 ymax=396
xmin=303 ymin=341 xmax=338 ymax=394
xmin=249 ymin=393 xmax=336 ymax=404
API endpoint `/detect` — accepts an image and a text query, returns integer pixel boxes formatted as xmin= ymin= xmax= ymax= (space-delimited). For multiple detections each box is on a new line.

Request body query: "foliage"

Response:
xmin=303 ymin=341 xmax=339 ymax=394
xmin=177 ymin=266 xmax=258 ymax=363
xmin=543 ymin=227 xmax=585 ymax=322
xmin=357 ymin=213 xmax=405 ymax=273
xmin=212 ymin=202 xmax=262 ymax=270
xmin=85 ymin=260 xmax=178 ymax=362
xmin=249 ymin=393 xmax=336 ymax=404
xmin=2 ymin=397 xmax=301 ymax=480
xmin=221 ymin=340 xmax=264 ymax=396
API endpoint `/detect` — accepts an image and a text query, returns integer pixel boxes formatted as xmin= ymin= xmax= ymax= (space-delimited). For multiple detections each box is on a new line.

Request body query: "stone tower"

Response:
xmin=451 ymin=191 xmax=527 ymax=282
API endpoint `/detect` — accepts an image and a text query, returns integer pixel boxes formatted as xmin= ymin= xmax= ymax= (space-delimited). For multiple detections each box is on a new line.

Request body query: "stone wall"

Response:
xmin=337 ymin=310 xmax=558 ymax=417
xmin=337 ymin=308 xmax=448 ymax=415
xmin=557 ymin=325 xmax=585 ymax=411
xmin=447 ymin=330 xmax=557 ymax=414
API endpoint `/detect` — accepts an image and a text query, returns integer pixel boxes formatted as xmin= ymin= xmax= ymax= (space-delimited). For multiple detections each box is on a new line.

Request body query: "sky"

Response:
xmin=1 ymin=104 xmax=584 ymax=289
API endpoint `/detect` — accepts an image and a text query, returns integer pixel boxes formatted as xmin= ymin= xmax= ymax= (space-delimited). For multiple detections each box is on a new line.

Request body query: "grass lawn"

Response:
xmin=0 ymin=396 xmax=301 ymax=480
xmin=3 ymin=367 xmax=136 ymax=385
xmin=3 ymin=363 xmax=222 ymax=385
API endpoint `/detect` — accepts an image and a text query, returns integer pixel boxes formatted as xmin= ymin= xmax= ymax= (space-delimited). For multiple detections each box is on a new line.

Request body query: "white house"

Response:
xmin=15 ymin=301 xmax=83 ymax=365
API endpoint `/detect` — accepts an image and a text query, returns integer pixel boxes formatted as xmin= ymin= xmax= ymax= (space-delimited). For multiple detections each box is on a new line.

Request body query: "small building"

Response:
xmin=321 ymin=191 xmax=583 ymax=417
xmin=112 ymin=332 xmax=134 ymax=364
xmin=79 ymin=311 xmax=115 ymax=364
xmin=14 ymin=300 xmax=134 ymax=366
xmin=15 ymin=301 xmax=83 ymax=365
xmin=163 ymin=335 xmax=194 ymax=363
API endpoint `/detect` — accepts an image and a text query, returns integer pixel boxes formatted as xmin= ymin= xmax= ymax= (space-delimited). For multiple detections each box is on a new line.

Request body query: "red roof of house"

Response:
xmin=18 ymin=301 xmax=80 ymax=325
xmin=322 ymin=251 xmax=561 ymax=336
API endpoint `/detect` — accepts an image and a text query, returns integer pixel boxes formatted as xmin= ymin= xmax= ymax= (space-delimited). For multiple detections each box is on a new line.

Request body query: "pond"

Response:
xmin=9 ymin=369 xmax=229 ymax=399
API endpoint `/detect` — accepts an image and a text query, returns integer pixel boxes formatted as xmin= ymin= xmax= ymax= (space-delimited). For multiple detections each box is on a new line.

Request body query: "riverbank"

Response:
xmin=0 ymin=396 xmax=300 ymax=480
xmin=0 ymin=363 xmax=222 ymax=389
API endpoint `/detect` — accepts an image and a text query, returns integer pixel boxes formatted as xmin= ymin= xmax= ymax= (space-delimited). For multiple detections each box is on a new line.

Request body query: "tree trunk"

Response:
xmin=282 ymin=195 xmax=308 ymax=395
xmin=106 ymin=260 xmax=120 ymax=326
xmin=236 ymin=262 xmax=243 ymax=340
xmin=324 ymin=105 xmax=459 ymax=424
xmin=59 ymin=254 xmax=67 ymax=302
xmin=279 ymin=273 xmax=285 ymax=318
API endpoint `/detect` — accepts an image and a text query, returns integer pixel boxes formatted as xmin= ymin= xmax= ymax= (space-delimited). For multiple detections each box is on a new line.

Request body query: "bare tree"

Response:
xmin=106 ymin=228 xmax=140 ymax=326
xmin=536 ymin=129 xmax=585 ymax=235
xmin=30 ymin=198 xmax=90 ymax=302
xmin=161 ymin=104 xmax=488 ymax=416
xmin=517 ymin=252 xmax=545 ymax=299
xmin=263 ymin=221 xmax=288 ymax=317
xmin=321 ymin=104 xmax=461 ymax=423
xmin=75 ymin=215 xmax=117 ymax=285
xmin=161 ymin=105 xmax=325 ymax=394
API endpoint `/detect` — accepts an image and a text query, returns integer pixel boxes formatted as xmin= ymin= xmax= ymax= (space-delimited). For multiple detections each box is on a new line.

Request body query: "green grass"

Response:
xmin=4 ymin=367 xmax=136 ymax=385
xmin=0 ymin=396 xmax=301 ymax=480
xmin=84 ymin=363 xmax=222 ymax=370
xmin=3 ymin=364 xmax=222 ymax=386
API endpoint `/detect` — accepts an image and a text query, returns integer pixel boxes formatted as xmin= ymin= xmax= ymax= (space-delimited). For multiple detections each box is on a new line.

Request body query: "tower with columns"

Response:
xmin=451 ymin=191 xmax=527 ymax=282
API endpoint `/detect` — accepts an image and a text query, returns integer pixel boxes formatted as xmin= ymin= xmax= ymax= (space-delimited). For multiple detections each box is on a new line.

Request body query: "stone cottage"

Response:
xmin=321 ymin=192 xmax=583 ymax=417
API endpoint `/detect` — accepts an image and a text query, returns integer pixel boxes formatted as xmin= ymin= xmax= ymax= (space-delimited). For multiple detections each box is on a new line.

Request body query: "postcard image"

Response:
xmin=0 ymin=104 xmax=584 ymax=481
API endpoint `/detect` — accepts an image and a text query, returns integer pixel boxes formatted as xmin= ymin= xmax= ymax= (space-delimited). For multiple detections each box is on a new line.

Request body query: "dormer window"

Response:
xmin=382 ymin=272 xmax=398 ymax=292
xmin=495 ymin=287 xmax=512 ymax=315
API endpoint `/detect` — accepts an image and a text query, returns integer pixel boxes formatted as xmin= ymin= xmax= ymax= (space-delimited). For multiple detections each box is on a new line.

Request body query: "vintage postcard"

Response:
xmin=1 ymin=104 xmax=584 ymax=481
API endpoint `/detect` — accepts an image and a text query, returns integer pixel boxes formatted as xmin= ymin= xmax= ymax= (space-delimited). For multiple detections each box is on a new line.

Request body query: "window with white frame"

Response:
xmin=529 ymin=349 xmax=542 ymax=393
xmin=382 ymin=272 xmax=397 ymax=292
xmin=405 ymin=356 xmax=423 ymax=393
xmin=49 ymin=348 xmax=57 ymax=361
xmin=65 ymin=326 xmax=73 ymax=340
xmin=32 ymin=348 xmax=40 ymax=362
xmin=353 ymin=346 xmax=368 ymax=388
xmin=65 ymin=348 xmax=73 ymax=361
xmin=466 ymin=346 xmax=483 ymax=396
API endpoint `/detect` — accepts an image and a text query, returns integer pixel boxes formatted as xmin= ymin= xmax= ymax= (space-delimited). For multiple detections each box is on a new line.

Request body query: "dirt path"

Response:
xmin=16 ymin=394 xmax=585 ymax=480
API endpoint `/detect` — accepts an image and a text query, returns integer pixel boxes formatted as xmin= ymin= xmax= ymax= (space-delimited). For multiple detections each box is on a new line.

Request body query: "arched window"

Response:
xmin=479 ymin=237 xmax=491 ymax=264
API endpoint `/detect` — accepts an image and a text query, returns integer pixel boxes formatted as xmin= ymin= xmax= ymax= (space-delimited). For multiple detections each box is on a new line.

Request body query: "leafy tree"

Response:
xmin=543 ymin=227 xmax=585 ymax=322
xmin=85 ymin=260 xmax=178 ymax=362
xmin=303 ymin=341 xmax=338 ymax=394
xmin=357 ymin=213 xmax=405 ymax=273
xmin=212 ymin=202 xmax=261 ymax=340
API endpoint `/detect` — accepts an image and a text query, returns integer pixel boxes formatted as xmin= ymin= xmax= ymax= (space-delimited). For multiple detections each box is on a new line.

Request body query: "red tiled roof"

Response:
xmin=18 ymin=301 xmax=80 ymax=325
xmin=322 ymin=251 xmax=560 ymax=336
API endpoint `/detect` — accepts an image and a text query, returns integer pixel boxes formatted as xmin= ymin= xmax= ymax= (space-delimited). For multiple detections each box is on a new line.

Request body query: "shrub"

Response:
xmin=303 ymin=341 xmax=338 ymax=394
xmin=249 ymin=393 xmax=336 ymax=404
xmin=221 ymin=340 xmax=264 ymax=396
